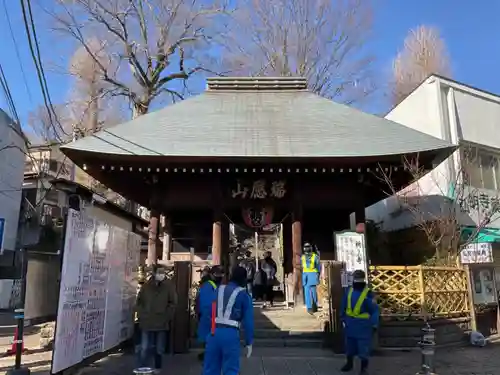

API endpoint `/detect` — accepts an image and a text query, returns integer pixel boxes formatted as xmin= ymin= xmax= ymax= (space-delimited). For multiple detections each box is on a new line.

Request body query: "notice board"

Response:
xmin=51 ymin=209 xmax=140 ymax=374
xmin=334 ymin=231 xmax=368 ymax=287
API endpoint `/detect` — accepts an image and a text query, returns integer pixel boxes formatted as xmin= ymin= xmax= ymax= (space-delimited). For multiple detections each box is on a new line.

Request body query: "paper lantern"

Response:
xmin=242 ymin=207 xmax=274 ymax=228
xmin=355 ymin=222 xmax=365 ymax=233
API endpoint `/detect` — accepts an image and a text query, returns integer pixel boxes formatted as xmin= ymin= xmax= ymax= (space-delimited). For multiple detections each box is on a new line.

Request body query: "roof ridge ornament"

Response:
xmin=206 ymin=77 xmax=308 ymax=91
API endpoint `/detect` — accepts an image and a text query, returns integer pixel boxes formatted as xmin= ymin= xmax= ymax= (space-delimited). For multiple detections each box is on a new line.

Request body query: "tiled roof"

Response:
xmin=62 ymin=77 xmax=455 ymax=159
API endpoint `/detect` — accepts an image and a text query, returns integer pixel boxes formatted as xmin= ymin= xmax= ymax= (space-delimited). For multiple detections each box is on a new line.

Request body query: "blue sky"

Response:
xmin=1 ymin=0 xmax=500 ymax=128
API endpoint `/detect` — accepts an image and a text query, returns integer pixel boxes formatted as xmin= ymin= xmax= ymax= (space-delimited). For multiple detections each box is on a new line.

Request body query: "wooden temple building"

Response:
xmin=60 ymin=77 xmax=455 ymax=303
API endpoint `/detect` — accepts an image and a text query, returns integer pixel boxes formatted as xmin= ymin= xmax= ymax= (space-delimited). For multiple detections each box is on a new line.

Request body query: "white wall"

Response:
xmin=366 ymin=77 xmax=451 ymax=229
xmin=385 ymin=77 xmax=443 ymax=139
xmin=86 ymin=205 xmax=133 ymax=232
xmin=0 ymin=116 xmax=25 ymax=252
xmin=367 ymin=76 xmax=500 ymax=231
xmin=452 ymin=85 xmax=500 ymax=149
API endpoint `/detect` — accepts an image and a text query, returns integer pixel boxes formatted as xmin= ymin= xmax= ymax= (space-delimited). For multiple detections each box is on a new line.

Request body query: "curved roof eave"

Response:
xmin=61 ymin=144 xmax=457 ymax=169
xmin=60 ymin=78 xmax=457 ymax=164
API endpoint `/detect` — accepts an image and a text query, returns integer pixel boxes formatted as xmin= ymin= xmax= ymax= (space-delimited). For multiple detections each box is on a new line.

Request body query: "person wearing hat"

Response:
xmin=203 ymin=266 xmax=254 ymax=375
xmin=210 ymin=265 xmax=225 ymax=285
xmin=340 ymin=269 xmax=380 ymax=375
xmin=301 ymin=242 xmax=320 ymax=314
xmin=195 ymin=266 xmax=218 ymax=361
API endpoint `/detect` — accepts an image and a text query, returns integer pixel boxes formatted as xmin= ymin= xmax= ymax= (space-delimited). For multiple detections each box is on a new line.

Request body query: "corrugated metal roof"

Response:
xmin=61 ymin=77 xmax=454 ymax=158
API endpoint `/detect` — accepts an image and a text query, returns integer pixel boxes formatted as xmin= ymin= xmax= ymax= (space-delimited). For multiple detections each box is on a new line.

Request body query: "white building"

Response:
xmin=0 ymin=109 xmax=26 ymax=255
xmin=367 ymin=75 xmax=500 ymax=236
xmin=366 ymin=75 xmax=500 ymax=306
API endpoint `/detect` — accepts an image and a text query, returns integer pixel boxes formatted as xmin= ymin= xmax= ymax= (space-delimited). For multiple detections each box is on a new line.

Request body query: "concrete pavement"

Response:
xmin=2 ymin=345 xmax=500 ymax=375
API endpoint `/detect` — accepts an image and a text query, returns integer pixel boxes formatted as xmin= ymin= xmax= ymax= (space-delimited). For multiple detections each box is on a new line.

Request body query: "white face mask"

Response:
xmin=155 ymin=273 xmax=165 ymax=282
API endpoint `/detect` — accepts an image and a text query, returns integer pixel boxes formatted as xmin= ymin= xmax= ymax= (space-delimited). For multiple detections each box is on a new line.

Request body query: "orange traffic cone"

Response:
xmin=6 ymin=327 xmax=24 ymax=356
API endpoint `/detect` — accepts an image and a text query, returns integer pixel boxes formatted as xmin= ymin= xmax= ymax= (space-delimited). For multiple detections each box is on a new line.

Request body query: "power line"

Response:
xmin=0 ymin=63 xmax=20 ymax=125
xmin=2 ymin=0 xmax=34 ymax=106
xmin=19 ymin=0 xmax=67 ymax=142
xmin=16 ymin=0 xmax=74 ymax=208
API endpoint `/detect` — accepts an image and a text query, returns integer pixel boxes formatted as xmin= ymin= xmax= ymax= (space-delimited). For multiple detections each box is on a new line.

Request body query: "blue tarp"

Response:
xmin=461 ymin=226 xmax=500 ymax=243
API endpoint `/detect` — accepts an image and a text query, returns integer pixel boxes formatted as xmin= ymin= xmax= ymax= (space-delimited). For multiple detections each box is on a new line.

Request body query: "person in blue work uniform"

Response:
xmin=301 ymin=242 xmax=320 ymax=314
xmin=203 ymin=266 xmax=254 ymax=375
xmin=340 ymin=269 xmax=380 ymax=375
xmin=195 ymin=266 xmax=219 ymax=362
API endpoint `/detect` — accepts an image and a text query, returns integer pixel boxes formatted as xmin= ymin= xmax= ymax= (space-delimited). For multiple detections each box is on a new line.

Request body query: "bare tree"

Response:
xmin=222 ymin=0 xmax=376 ymax=104
xmin=27 ymin=39 xmax=115 ymax=143
xmin=27 ymin=104 xmax=71 ymax=144
xmin=391 ymin=25 xmax=451 ymax=106
xmin=375 ymin=147 xmax=500 ymax=265
xmin=68 ymin=38 xmax=118 ymax=136
xmin=45 ymin=0 xmax=230 ymax=118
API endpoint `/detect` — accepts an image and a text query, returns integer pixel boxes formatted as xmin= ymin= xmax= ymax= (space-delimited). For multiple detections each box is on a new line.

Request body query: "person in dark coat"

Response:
xmin=253 ymin=265 xmax=267 ymax=301
xmin=260 ymin=251 xmax=277 ymax=307
xmin=136 ymin=265 xmax=178 ymax=370
xmin=239 ymin=250 xmax=256 ymax=297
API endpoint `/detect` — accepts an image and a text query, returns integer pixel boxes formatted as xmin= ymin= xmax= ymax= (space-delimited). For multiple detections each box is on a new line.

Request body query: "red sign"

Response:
xmin=242 ymin=207 xmax=274 ymax=228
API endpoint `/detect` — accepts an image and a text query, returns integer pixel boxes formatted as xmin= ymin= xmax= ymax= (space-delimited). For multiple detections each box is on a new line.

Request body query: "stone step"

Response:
xmin=253 ymin=328 xmax=323 ymax=340
xmin=253 ymin=321 xmax=324 ymax=332
xmin=190 ymin=337 xmax=324 ymax=349
xmin=253 ymin=311 xmax=325 ymax=331
xmin=253 ymin=338 xmax=324 ymax=348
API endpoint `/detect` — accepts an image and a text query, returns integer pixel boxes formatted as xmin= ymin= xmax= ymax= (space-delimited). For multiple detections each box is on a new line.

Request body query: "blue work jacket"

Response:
xmin=340 ymin=286 xmax=380 ymax=339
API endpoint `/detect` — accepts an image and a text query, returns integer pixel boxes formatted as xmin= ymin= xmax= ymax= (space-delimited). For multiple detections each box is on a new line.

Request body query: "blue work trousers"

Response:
xmin=197 ymin=316 xmax=211 ymax=344
xmin=202 ymin=327 xmax=241 ymax=375
xmin=302 ymin=272 xmax=319 ymax=310
xmin=138 ymin=330 xmax=168 ymax=369
xmin=345 ymin=336 xmax=371 ymax=360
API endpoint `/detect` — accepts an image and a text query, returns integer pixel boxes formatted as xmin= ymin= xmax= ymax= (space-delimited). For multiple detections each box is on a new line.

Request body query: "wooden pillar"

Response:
xmin=212 ymin=213 xmax=222 ymax=266
xmin=172 ymin=261 xmax=191 ymax=353
xmin=354 ymin=206 xmax=366 ymax=233
xmin=465 ymin=265 xmax=477 ymax=331
xmin=162 ymin=215 xmax=172 ymax=261
xmin=221 ymin=219 xmax=230 ymax=275
xmin=326 ymin=261 xmax=345 ymax=353
xmin=292 ymin=206 xmax=304 ymax=305
xmin=147 ymin=208 xmax=160 ymax=266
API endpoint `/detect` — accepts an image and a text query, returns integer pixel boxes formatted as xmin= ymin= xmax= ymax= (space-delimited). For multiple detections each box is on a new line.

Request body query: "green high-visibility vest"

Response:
xmin=345 ymin=287 xmax=370 ymax=319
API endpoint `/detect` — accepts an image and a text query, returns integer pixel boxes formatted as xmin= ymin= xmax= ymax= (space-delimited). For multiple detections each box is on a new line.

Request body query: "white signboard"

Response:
xmin=460 ymin=242 xmax=493 ymax=264
xmin=335 ymin=231 xmax=368 ymax=287
xmin=52 ymin=209 xmax=140 ymax=374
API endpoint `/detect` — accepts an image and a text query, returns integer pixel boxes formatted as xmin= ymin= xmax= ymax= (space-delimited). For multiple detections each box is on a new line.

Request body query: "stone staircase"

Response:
xmin=249 ymin=302 xmax=324 ymax=348
xmin=190 ymin=301 xmax=325 ymax=349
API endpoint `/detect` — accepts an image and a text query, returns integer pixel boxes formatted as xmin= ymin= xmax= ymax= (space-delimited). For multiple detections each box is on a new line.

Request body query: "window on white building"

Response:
xmin=464 ymin=147 xmax=482 ymax=187
xmin=481 ymin=154 xmax=496 ymax=190
xmin=463 ymin=146 xmax=500 ymax=191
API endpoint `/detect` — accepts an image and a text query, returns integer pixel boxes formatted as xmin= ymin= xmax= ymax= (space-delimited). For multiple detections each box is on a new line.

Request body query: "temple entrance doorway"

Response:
xmin=228 ymin=207 xmax=288 ymax=302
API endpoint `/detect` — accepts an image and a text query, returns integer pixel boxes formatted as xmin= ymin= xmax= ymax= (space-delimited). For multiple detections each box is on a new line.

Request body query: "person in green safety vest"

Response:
xmin=340 ymin=269 xmax=380 ymax=375
xmin=195 ymin=266 xmax=221 ymax=362
xmin=301 ymin=243 xmax=320 ymax=314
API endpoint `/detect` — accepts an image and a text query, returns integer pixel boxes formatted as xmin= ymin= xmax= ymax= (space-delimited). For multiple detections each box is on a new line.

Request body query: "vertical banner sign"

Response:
xmin=52 ymin=209 xmax=141 ymax=374
xmin=0 ymin=218 xmax=5 ymax=254
xmin=335 ymin=231 xmax=368 ymax=287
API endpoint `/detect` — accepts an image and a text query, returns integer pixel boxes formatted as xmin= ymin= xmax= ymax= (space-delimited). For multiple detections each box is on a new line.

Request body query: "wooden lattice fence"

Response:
xmin=369 ymin=266 xmax=470 ymax=319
